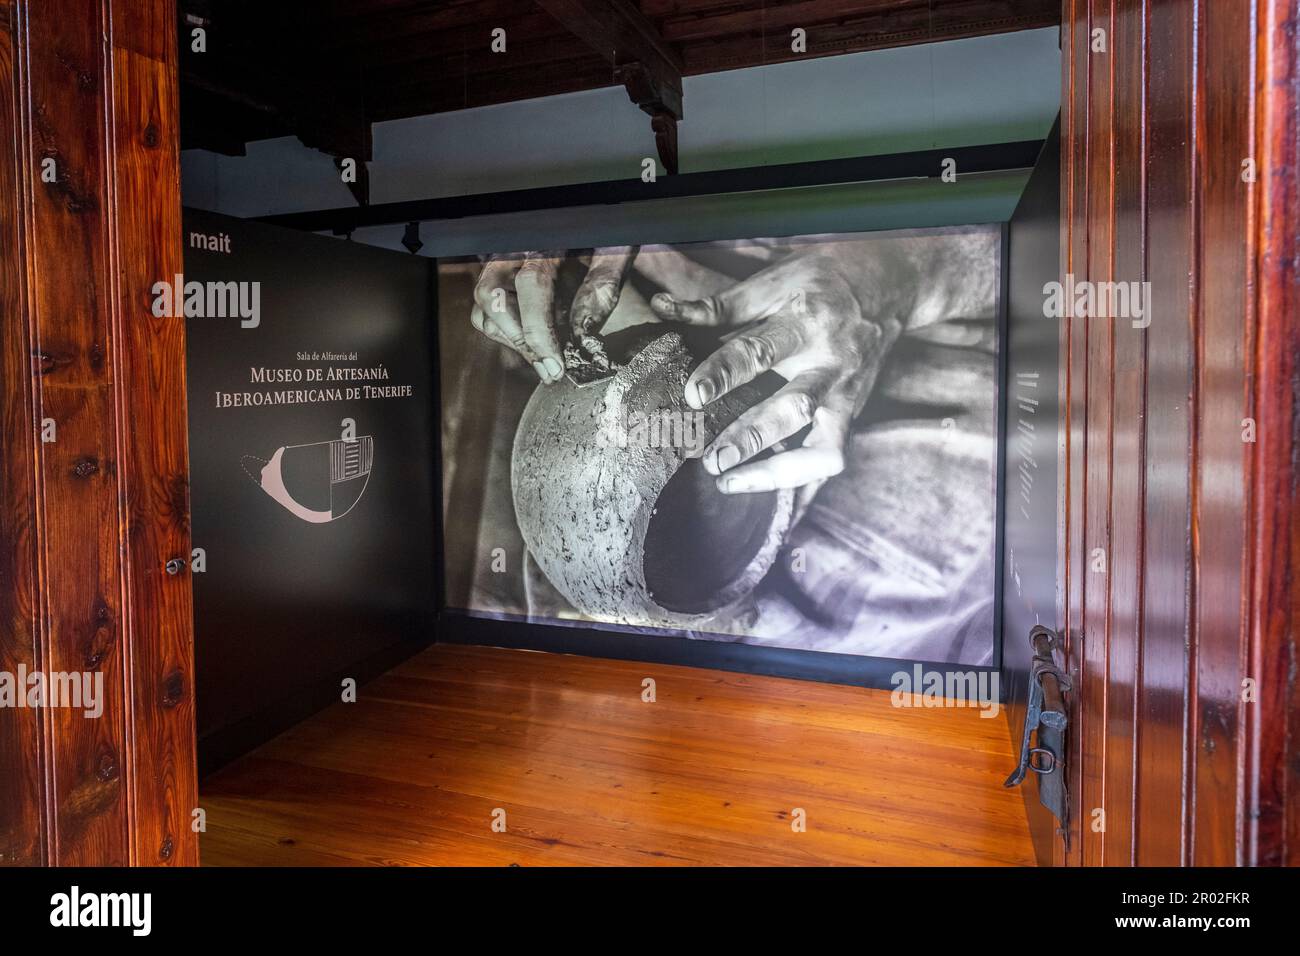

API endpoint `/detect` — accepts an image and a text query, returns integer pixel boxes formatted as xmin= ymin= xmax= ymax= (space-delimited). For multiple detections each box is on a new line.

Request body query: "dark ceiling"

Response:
xmin=179 ymin=0 xmax=1059 ymax=199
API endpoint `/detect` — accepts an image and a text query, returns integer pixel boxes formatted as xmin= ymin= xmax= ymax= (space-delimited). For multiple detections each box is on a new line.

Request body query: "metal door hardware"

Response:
xmin=1005 ymin=625 xmax=1071 ymax=843
xmin=165 ymin=557 xmax=187 ymax=575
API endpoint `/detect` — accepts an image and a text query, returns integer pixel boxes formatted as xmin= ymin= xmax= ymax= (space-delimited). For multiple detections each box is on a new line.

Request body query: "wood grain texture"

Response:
xmin=1137 ymin=0 xmax=1195 ymax=866
xmin=1105 ymin=0 xmax=1145 ymax=867
xmin=0 ymin=0 xmax=45 ymax=867
xmin=1191 ymin=0 xmax=1253 ymax=867
xmin=25 ymin=0 xmax=130 ymax=867
xmin=1080 ymin=0 xmax=1114 ymax=869
xmin=1247 ymin=0 xmax=1300 ymax=868
xmin=108 ymin=0 xmax=199 ymax=867
xmin=1059 ymin=0 xmax=1091 ymax=865
xmin=0 ymin=0 xmax=197 ymax=867
xmin=1059 ymin=0 xmax=1299 ymax=866
xmin=200 ymin=645 xmax=1036 ymax=867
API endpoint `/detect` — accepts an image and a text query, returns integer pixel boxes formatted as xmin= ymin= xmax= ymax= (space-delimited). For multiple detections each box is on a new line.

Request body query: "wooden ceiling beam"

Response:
xmin=534 ymin=0 xmax=683 ymax=109
xmin=320 ymin=0 xmax=472 ymax=19
xmin=322 ymin=0 xmax=540 ymax=50
xmin=346 ymin=12 xmax=572 ymax=68
xmin=656 ymin=0 xmax=1059 ymax=44
xmin=367 ymin=35 xmax=599 ymax=90
xmin=658 ymin=0 xmax=923 ymax=43
xmin=675 ymin=2 xmax=1060 ymax=73
xmin=639 ymin=0 xmax=755 ymax=16
xmin=534 ymin=0 xmax=685 ymax=172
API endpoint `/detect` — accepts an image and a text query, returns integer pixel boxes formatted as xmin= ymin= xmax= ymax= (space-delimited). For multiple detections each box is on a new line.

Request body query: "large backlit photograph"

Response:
xmin=439 ymin=225 xmax=1002 ymax=666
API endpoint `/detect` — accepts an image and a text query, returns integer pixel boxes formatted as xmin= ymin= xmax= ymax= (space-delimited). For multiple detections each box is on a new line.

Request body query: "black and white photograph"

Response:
xmin=440 ymin=225 xmax=1002 ymax=665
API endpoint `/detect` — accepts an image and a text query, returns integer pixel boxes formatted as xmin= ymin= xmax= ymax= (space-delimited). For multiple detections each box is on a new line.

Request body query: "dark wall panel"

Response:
xmin=1003 ymin=121 xmax=1061 ymax=866
xmin=184 ymin=210 xmax=436 ymax=771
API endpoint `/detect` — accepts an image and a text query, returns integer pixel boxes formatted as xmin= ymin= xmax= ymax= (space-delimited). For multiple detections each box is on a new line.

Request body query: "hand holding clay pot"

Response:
xmin=650 ymin=251 xmax=904 ymax=507
xmin=469 ymin=247 xmax=638 ymax=384
xmin=511 ymin=325 xmax=794 ymax=630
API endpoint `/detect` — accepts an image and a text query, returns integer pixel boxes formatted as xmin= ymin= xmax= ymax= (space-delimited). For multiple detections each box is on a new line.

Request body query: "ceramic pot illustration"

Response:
xmin=242 ymin=435 xmax=373 ymax=523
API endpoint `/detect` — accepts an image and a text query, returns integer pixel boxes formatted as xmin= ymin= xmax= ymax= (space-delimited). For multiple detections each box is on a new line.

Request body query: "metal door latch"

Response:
xmin=1005 ymin=625 xmax=1071 ymax=842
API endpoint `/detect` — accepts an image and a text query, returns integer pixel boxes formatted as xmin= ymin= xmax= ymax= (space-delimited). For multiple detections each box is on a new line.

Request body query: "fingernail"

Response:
xmin=693 ymin=380 xmax=715 ymax=406
xmin=715 ymin=445 xmax=741 ymax=472
xmin=650 ymin=293 xmax=676 ymax=314
xmin=532 ymin=361 xmax=548 ymax=381
xmin=542 ymin=356 xmax=563 ymax=381
xmin=721 ymin=473 xmax=773 ymax=494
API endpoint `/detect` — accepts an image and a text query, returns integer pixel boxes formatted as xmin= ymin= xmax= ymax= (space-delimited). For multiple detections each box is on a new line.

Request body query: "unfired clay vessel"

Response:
xmin=512 ymin=328 xmax=793 ymax=630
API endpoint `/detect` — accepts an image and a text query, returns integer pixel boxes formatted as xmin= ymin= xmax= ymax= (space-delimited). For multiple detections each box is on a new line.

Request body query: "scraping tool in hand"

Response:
xmin=564 ymin=332 xmax=618 ymax=387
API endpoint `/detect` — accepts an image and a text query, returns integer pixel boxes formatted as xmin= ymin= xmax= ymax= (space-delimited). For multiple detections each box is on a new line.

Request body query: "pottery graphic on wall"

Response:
xmin=242 ymin=435 xmax=374 ymax=523
xmin=511 ymin=326 xmax=794 ymax=630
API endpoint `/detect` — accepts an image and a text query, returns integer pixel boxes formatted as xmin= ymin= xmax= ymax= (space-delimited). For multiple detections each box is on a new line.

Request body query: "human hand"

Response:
xmin=470 ymin=247 xmax=637 ymax=383
xmin=651 ymin=252 xmax=903 ymax=503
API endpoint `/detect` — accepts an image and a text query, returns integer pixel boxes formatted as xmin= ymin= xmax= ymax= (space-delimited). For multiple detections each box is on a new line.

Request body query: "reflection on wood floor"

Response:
xmin=200 ymin=643 xmax=1035 ymax=866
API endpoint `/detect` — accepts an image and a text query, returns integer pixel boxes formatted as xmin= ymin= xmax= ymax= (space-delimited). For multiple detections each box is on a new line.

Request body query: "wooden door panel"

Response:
xmin=0 ymin=0 xmax=43 ymax=868
xmin=0 ymin=0 xmax=196 ymax=868
xmin=1077 ymin=0 xmax=1117 ymax=868
xmin=109 ymin=1 xmax=199 ymax=868
xmin=1190 ymin=0 xmax=1254 ymax=867
xmin=1103 ymin=0 xmax=1145 ymax=868
xmin=1135 ymin=0 xmax=1197 ymax=868
xmin=1060 ymin=0 xmax=1092 ymax=865
xmin=1060 ymin=0 xmax=1299 ymax=867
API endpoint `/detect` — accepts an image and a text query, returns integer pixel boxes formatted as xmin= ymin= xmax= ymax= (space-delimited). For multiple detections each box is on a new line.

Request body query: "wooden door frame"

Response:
xmin=1056 ymin=0 xmax=1298 ymax=867
xmin=0 ymin=0 xmax=198 ymax=866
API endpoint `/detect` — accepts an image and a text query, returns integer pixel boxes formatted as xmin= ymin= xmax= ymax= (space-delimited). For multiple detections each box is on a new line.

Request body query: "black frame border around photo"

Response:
xmin=425 ymin=217 xmax=1012 ymax=695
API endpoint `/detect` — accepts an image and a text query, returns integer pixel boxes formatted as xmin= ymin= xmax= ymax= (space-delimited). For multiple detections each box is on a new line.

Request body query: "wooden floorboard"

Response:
xmin=200 ymin=644 xmax=1036 ymax=866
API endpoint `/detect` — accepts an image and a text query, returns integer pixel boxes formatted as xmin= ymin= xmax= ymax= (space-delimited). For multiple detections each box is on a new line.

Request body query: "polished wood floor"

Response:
xmin=200 ymin=644 xmax=1035 ymax=866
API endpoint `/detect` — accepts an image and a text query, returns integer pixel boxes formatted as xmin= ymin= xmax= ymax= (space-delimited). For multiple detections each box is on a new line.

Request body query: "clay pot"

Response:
xmin=511 ymin=327 xmax=793 ymax=630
